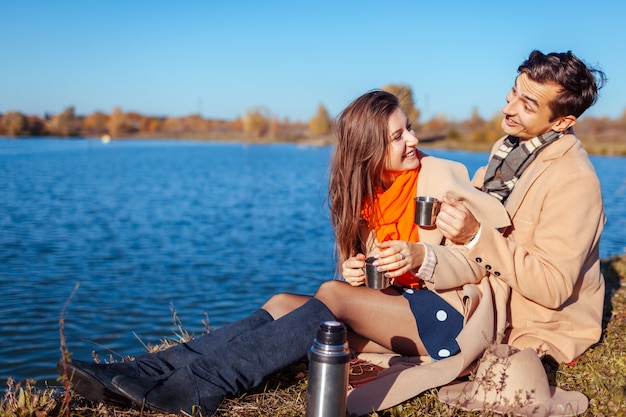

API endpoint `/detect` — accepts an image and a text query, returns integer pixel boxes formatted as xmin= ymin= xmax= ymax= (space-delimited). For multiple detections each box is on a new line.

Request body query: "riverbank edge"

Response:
xmin=3 ymin=134 xmax=626 ymax=156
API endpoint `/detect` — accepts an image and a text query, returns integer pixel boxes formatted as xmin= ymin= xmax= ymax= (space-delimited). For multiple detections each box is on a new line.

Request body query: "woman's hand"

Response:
xmin=342 ymin=253 xmax=367 ymax=286
xmin=374 ymin=240 xmax=425 ymax=279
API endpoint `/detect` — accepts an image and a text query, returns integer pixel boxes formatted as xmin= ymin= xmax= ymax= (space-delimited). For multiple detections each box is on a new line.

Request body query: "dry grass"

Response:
xmin=2 ymin=255 xmax=625 ymax=417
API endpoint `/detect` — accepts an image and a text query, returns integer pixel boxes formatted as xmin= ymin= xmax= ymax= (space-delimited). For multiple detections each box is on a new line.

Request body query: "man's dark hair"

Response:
xmin=518 ymin=50 xmax=607 ymax=120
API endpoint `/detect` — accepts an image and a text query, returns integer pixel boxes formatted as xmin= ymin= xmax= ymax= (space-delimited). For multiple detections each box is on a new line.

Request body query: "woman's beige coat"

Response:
xmin=348 ymin=153 xmax=511 ymax=415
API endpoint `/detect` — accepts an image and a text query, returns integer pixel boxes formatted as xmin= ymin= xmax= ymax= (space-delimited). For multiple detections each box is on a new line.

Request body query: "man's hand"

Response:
xmin=436 ymin=196 xmax=481 ymax=244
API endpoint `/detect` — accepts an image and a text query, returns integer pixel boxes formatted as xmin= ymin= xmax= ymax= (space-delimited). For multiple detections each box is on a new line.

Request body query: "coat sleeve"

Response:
xmin=429 ymin=242 xmax=487 ymax=289
xmin=419 ymin=155 xmax=511 ymax=291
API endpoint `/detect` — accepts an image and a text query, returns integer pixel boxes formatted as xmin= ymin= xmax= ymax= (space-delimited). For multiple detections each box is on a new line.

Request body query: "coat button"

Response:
xmin=485 ymin=265 xmax=492 ymax=270
xmin=475 ymin=257 xmax=482 ymax=263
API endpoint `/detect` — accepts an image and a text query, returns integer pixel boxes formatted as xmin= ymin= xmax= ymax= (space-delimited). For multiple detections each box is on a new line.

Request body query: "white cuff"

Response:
xmin=464 ymin=224 xmax=482 ymax=249
xmin=412 ymin=242 xmax=437 ymax=282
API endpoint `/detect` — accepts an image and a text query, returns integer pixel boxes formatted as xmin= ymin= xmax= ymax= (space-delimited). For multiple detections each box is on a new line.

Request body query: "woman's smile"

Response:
xmin=403 ymin=148 xmax=417 ymax=160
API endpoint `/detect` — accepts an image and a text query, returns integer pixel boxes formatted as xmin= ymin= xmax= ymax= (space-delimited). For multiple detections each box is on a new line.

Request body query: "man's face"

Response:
xmin=501 ymin=72 xmax=564 ymax=140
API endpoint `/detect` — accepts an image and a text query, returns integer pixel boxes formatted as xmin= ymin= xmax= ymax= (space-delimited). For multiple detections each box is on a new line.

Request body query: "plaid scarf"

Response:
xmin=481 ymin=129 xmax=567 ymax=203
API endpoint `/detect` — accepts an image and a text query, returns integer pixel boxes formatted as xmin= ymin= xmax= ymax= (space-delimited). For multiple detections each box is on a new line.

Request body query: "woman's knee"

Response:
xmin=261 ymin=292 xmax=310 ymax=320
xmin=314 ymin=280 xmax=349 ymax=314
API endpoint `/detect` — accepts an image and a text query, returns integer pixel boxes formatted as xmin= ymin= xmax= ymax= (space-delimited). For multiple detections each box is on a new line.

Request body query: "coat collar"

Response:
xmin=503 ymin=133 xmax=578 ymax=216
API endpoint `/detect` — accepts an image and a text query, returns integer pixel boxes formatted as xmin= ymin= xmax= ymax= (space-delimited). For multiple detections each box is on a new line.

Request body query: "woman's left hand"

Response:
xmin=373 ymin=240 xmax=425 ymax=279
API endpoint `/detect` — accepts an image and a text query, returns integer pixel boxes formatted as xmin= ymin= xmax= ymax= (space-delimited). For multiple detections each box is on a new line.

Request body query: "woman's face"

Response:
xmin=384 ymin=107 xmax=420 ymax=178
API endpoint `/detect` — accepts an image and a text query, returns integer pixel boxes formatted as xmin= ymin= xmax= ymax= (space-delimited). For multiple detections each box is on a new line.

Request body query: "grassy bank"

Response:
xmin=2 ymin=255 xmax=625 ymax=417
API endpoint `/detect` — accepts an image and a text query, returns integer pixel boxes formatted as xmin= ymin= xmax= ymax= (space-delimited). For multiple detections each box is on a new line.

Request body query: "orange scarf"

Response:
xmin=361 ymin=168 xmax=421 ymax=288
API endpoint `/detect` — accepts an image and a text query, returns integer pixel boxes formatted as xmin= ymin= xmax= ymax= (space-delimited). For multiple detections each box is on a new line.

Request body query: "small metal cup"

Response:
xmin=365 ymin=256 xmax=389 ymax=289
xmin=414 ymin=196 xmax=441 ymax=227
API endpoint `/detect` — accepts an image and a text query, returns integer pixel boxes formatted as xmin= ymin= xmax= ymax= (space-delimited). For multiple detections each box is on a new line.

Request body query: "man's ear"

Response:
xmin=552 ymin=115 xmax=577 ymax=132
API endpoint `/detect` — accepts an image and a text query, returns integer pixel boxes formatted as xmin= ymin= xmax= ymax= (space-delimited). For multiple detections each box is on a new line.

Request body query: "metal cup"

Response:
xmin=414 ymin=196 xmax=441 ymax=227
xmin=365 ymin=256 xmax=389 ymax=289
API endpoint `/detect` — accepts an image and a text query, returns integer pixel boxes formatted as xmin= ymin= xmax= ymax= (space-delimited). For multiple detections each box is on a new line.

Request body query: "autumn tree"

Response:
xmin=82 ymin=111 xmax=109 ymax=135
xmin=231 ymin=117 xmax=243 ymax=132
xmin=183 ymin=114 xmax=205 ymax=131
xmin=124 ymin=112 xmax=142 ymax=133
xmin=107 ymin=107 xmax=125 ymax=137
xmin=26 ymin=115 xmax=46 ymax=136
xmin=106 ymin=107 xmax=138 ymax=137
xmin=308 ymin=103 xmax=332 ymax=136
xmin=47 ymin=107 xmax=80 ymax=136
xmin=142 ymin=117 xmax=163 ymax=133
xmin=1 ymin=111 xmax=27 ymax=136
xmin=242 ymin=106 xmax=271 ymax=138
xmin=422 ymin=114 xmax=448 ymax=132
xmin=470 ymin=112 xmax=503 ymax=143
xmin=269 ymin=116 xmax=280 ymax=138
xmin=165 ymin=117 xmax=186 ymax=133
xmin=467 ymin=107 xmax=485 ymax=129
xmin=381 ymin=84 xmax=420 ymax=128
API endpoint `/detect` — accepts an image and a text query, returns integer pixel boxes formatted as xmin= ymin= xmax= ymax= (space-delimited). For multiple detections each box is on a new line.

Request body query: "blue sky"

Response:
xmin=2 ymin=0 xmax=625 ymax=123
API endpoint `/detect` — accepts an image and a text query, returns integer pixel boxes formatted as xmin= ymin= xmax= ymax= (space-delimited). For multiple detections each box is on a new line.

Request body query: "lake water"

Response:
xmin=1 ymin=138 xmax=625 ymax=387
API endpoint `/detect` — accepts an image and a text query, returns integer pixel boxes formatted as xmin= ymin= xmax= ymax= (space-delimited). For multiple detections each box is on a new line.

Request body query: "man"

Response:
xmin=347 ymin=50 xmax=607 ymax=415
xmin=435 ymin=50 xmax=607 ymax=364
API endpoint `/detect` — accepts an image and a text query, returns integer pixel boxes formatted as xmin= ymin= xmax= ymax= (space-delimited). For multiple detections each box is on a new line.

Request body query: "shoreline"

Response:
xmin=3 ymin=134 xmax=626 ymax=156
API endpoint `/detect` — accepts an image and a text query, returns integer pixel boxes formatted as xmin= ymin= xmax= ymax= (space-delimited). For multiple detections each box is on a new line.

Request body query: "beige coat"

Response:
xmin=434 ymin=133 xmax=605 ymax=363
xmin=348 ymin=153 xmax=512 ymax=415
xmin=347 ymin=137 xmax=605 ymax=415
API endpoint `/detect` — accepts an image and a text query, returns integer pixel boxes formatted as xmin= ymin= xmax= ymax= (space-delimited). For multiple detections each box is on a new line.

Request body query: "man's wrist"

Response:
xmin=465 ymin=225 xmax=482 ymax=248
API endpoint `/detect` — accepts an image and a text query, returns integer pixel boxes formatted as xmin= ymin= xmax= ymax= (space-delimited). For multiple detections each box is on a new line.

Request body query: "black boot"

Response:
xmin=57 ymin=360 xmax=137 ymax=407
xmin=112 ymin=298 xmax=335 ymax=416
xmin=58 ymin=309 xmax=273 ymax=406
xmin=135 ymin=309 xmax=273 ymax=375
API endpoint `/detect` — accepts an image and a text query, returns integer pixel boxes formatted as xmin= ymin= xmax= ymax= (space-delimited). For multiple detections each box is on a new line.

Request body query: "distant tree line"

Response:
xmin=2 ymin=84 xmax=625 ymax=153
xmin=0 ymin=106 xmax=295 ymax=140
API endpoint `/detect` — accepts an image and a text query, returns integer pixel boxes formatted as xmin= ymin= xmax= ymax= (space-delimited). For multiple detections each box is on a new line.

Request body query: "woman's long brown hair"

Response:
xmin=327 ymin=90 xmax=400 ymax=274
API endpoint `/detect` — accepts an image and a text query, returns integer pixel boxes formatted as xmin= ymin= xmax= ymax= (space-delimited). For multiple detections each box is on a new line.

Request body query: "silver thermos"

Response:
xmin=306 ymin=320 xmax=350 ymax=417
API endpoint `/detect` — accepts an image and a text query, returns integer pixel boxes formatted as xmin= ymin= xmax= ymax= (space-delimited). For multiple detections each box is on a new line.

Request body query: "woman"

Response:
xmin=59 ymin=91 xmax=510 ymax=416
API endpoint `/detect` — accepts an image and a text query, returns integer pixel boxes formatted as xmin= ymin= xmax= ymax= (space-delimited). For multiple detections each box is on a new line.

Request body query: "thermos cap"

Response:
xmin=316 ymin=321 xmax=346 ymax=346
